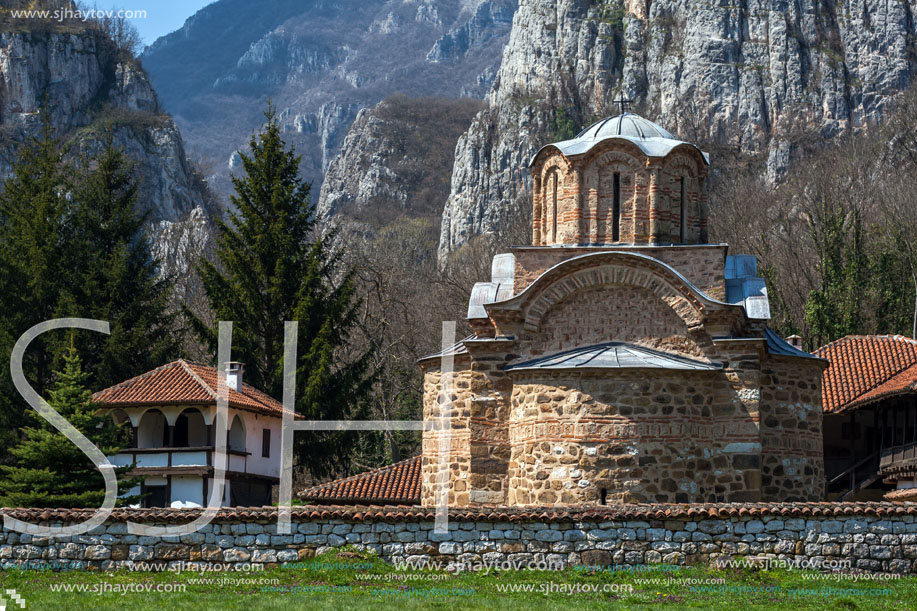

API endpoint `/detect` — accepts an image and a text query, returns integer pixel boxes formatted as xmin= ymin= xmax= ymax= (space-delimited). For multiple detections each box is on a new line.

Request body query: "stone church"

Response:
xmin=416 ymin=112 xmax=827 ymax=507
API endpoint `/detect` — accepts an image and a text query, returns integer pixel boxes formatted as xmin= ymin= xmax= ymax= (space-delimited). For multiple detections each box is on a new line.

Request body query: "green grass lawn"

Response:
xmin=2 ymin=548 xmax=916 ymax=610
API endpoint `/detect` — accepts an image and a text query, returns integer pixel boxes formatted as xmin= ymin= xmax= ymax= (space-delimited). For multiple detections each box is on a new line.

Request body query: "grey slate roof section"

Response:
xmin=531 ymin=113 xmax=710 ymax=166
xmin=505 ymin=342 xmax=723 ymax=372
xmin=764 ymin=328 xmax=825 ymax=361
xmin=575 ymin=113 xmax=677 ymax=140
xmin=416 ymin=335 xmax=474 ymax=363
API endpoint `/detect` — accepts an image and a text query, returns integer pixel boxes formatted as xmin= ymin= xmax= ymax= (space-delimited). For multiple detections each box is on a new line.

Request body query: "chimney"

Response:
xmin=225 ymin=362 xmax=244 ymax=392
xmin=787 ymin=335 xmax=803 ymax=350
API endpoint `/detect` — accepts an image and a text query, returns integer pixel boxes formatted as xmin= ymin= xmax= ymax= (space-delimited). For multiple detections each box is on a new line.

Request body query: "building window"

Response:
xmin=262 ymin=429 xmax=271 ymax=458
xmin=600 ymin=488 xmax=608 ymax=506
xmin=612 ymin=172 xmax=621 ymax=242
xmin=141 ymin=484 xmax=168 ymax=508
xmin=680 ymin=176 xmax=687 ymax=243
xmin=551 ymin=172 xmax=558 ymax=242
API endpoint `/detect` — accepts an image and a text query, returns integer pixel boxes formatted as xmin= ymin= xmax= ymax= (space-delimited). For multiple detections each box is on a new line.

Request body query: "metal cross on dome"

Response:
xmin=614 ymin=94 xmax=632 ymax=115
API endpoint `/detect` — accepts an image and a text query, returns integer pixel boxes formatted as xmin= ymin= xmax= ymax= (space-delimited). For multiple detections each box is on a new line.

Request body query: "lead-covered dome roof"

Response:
xmin=576 ymin=113 xmax=676 ymax=140
xmin=531 ymin=112 xmax=710 ymax=166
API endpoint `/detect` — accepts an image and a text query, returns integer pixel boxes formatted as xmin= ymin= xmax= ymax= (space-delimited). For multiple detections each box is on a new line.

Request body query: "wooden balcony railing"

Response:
xmin=880 ymin=440 xmax=917 ymax=468
xmin=110 ymin=446 xmax=250 ymax=472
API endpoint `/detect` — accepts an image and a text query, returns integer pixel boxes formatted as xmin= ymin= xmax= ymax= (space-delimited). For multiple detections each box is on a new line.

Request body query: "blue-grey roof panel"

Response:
xmin=505 ymin=342 xmax=723 ymax=372
xmin=764 ymin=328 xmax=824 ymax=360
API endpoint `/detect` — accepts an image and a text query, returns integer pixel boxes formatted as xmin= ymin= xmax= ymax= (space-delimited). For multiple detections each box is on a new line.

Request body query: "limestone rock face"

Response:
xmin=438 ymin=0 xmax=917 ymax=260
xmin=0 ymin=30 xmax=214 ymax=290
xmin=317 ymin=96 xmax=483 ymax=229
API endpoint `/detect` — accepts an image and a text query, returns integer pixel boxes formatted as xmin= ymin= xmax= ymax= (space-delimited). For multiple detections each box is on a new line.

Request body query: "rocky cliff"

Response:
xmin=439 ymin=0 xmax=917 ymax=260
xmin=0 ymin=28 xmax=214 ymax=294
xmin=142 ymin=0 xmax=517 ymax=207
xmin=317 ymin=95 xmax=483 ymax=233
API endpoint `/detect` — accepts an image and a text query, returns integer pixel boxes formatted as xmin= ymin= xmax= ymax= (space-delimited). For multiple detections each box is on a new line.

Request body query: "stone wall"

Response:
xmin=3 ymin=506 xmax=917 ymax=574
xmin=759 ymin=357 xmax=826 ymax=501
xmin=506 ymin=369 xmax=762 ymax=505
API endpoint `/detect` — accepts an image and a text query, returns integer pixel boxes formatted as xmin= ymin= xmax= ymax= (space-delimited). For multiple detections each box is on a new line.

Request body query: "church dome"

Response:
xmin=531 ymin=111 xmax=709 ymax=166
xmin=575 ymin=112 xmax=676 ymax=141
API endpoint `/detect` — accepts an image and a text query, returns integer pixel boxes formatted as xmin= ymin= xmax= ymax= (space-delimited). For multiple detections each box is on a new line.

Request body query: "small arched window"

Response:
xmin=600 ymin=488 xmax=608 ymax=506
xmin=612 ymin=172 xmax=621 ymax=242
xmin=679 ymin=176 xmax=687 ymax=242
xmin=550 ymin=172 xmax=558 ymax=242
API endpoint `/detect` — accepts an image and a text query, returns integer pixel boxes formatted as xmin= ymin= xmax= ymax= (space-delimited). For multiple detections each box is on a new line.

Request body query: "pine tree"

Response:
xmin=0 ymin=346 xmax=137 ymax=508
xmin=188 ymin=106 xmax=373 ymax=479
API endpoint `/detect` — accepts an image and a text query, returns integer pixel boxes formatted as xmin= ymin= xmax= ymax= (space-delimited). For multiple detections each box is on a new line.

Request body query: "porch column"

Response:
xmin=849 ymin=412 xmax=855 ymax=460
xmin=648 ymin=163 xmax=662 ymax=244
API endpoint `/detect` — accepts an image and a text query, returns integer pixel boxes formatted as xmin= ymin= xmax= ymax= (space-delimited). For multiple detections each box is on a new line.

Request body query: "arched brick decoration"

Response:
xmin=513 ymin=253 xmax=712 ymax=333
xmin=534 ymin=154 xmax=575 ymax=246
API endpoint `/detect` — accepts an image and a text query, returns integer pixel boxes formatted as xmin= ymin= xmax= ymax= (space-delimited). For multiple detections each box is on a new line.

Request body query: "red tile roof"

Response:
xmin=816 ymin=335 xmax=917 ymax=413
xmin=4 ymin=502 xmax=917 ymax=522
xmin=299 ymin=456 xmax=421 ymax=505
xmin=92 ymin=360 xmax=290 ymax=418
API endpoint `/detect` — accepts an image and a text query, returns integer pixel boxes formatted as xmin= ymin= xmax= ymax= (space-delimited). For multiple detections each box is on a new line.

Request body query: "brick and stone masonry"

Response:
xmin=418 ymin=113 xmax=827 ymax=508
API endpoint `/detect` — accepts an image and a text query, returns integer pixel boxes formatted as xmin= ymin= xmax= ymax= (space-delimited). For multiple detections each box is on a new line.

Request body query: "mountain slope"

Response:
xmin=142 ymin=0 xmax=517 ymax=207
xmin=0 ymin=26 xmax=214 ymax=296
xmin=317 ymin=95 xmax=484 ymax=230
xmin=438 ymin=0 xmax=917 ymax=260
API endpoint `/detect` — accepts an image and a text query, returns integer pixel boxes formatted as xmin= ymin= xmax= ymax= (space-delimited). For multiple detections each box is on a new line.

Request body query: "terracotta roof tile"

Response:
xmin=299 ymin=456 xmax=421 ymax=505
xmin=815 ymin=335 xmax=917 ymax=413
xmin=92 ymin=360 xmax=292 ymax=418
xmin=4 ymin=502 xmax=917 ymax=523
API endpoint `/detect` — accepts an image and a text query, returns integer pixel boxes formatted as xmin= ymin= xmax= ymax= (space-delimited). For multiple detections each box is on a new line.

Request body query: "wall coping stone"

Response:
xmin=2 ymin=503 xmax=917 ymax=524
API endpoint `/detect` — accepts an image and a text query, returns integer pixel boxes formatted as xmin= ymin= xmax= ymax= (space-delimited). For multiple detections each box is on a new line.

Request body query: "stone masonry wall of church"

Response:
xmin=533 ymin=147 xmax=707 ymax=247
xmin=505 ymin=369 xmax=764 ymax=505
xmin=421 ymin=348 xmax=516 ymax=508
xmin=759 ymin=358 xmax=826 ymax=501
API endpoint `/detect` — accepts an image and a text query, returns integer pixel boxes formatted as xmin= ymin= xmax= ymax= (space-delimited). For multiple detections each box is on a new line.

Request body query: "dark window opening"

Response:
xmin=230 ymin=481 xmax=271 ymax=507
xmin=612 ymin=172 xmax=621 ymax=242
xmin=262 ymin=429 xmax=271 ymax=458
xmin=173 ymin=414 xmax=189 ymax=447
xmin=142 ymin=484 xmax=168 ymax=508
xmin=600 ymin=488 xmax=608 ymax=506
xmin=679 ymin=177 xmax=687 ymax=243
xmin=551 ymin=173 xmax=558 ymax=241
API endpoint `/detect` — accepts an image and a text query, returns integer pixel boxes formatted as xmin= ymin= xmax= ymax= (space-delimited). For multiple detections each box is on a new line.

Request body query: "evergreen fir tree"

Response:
xmin=0 ymin=120 xmax=178 ymax=458
xmin=66 ymin=137 xmax=178 ymax=386
xmin=0 ymin=113 xmax=73 ymax=449
xmin=0 ymin=345 xmax=137 ymax=508
xmin=188 ymin=106 xmax=373 ymax=479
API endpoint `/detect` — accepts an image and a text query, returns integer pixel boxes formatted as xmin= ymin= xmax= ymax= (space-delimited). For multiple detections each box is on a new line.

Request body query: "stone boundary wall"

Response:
xmin=1 ymin=504 xmax=917 ymax=573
